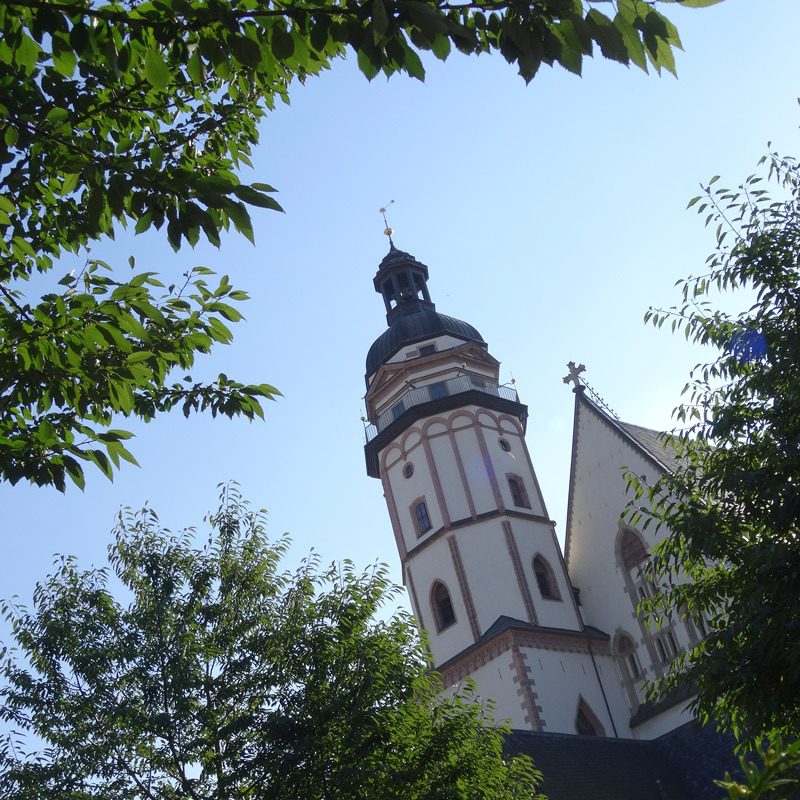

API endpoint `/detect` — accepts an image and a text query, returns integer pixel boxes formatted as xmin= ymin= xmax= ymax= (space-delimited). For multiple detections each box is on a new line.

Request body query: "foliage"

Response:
xmin=0 ymin=0 xmax=719 ymax=490
xmin=716 ymin=737 xmax=800 ymax=800
xmin=625 ymin=147 xmax=800 ymax=745
xmin=0 ymin=484 xmax=544 ymax=800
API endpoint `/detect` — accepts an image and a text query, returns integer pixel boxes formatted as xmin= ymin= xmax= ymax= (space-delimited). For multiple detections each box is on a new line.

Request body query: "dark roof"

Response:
xmin=505 ymin=730 xmax=685 ymax=800
xmin=618 ymin=420 xmax=682 ymax=474
xmin=365 ymin=307 xmax=485 ymax=376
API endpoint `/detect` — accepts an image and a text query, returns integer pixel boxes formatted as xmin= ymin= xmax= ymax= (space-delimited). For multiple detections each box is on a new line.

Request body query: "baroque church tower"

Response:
xmin=362 ymin=242 xmax=628 ymax=736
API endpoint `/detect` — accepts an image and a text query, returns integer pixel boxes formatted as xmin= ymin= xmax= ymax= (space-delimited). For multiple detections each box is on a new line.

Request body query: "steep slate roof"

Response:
xmin=617 ymin=420 xmax=682 ymax=474
xmin=505 ymin=730 xmax=685 ymax=800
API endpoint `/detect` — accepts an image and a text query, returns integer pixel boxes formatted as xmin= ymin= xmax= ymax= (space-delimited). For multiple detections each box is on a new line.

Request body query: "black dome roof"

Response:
xmin=365 ymin=307 xmax=484 ymax=376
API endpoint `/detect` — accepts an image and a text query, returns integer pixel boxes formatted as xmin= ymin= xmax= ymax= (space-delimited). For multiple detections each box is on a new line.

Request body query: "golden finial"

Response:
xmin=379 ymin=200 xmax=395 ymax=239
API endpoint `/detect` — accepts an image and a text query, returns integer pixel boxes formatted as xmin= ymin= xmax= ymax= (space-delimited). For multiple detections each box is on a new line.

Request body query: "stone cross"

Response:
xmin=562 ymin=361 xmax=586 ymax=390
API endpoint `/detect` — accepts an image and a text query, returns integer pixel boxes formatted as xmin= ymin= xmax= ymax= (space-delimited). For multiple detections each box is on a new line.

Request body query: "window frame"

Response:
xmin=532 ymin=554 xmax=562 ymax=601
xmin=410 ymin=497 xmax=432 ymax=537
xmin=506 ymin=473 xmax=531 ymax=509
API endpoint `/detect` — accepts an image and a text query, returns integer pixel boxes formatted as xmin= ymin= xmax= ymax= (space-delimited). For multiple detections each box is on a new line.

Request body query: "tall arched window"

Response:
xmin=617 ymin=634 xmax=641 ymax=680
xmin=431 ymin=581 xmax=456 ymax=632
xmin=533 ymin=555 xmax=561 ymax=601
xmin=620 ymin=529 xmax=648 ymax=572
xmin=506 ymin=474 xmax=531 ymax=509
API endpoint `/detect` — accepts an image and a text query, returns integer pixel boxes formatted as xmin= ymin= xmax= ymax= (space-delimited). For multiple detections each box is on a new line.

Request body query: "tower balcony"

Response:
xmin=364 ymin=375 xmax=528 ymax=478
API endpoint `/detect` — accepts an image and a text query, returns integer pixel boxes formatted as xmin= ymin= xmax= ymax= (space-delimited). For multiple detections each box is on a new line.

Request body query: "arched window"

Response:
xmin=574 ymin=699 xmax=605 ymax=737
xmin=617 ymin=634 xmax=641 ymax=680
xmin=620 ymin=529 xmax=648 ymax=572
xmin=507 ymin=474 xmax=531 ymax=509
xmin=431 ymin=582 xmax=456 ymax=632
xmin=533 ymin=555 xmax=561 ymax=601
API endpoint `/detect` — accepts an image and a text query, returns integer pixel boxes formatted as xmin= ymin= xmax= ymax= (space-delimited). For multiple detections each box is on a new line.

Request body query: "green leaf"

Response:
xmin=144 ymin=49 xmax=170 ymax=91
xmin=231 ymin=34 xmax=262 ymax=67
xmin=14 ymin=34 xmax=40 ymax=73
xmin=233 ymin=185 xmax=284 ymax=211
xmin=127 ymin=351 xmax=155 ymax=364
xmin=271 ymin=27 xmax=295 ymax=60
xmin=4 ymin=125 xmax=18 ymax=147
xmin=357 ymin=46 xmax=381 ymax=81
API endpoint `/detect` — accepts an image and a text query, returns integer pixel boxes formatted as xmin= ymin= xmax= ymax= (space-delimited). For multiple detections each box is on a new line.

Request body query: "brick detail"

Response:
xmin=448 ymin=536 xmax=481 ymax=642
xmin=509 ymin=643 xmax=543 ymax=730
xmin=502 ymin=520 xmax=538 ymax=624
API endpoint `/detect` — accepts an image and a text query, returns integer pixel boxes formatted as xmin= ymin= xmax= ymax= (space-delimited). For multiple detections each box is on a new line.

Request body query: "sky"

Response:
xmin=1 ymin=0 xmax=799 ymax=622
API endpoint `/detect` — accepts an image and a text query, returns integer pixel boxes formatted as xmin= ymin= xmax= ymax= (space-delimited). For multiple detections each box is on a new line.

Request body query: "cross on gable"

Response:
xmin=563 ymin=361 xmax=586 ymax=390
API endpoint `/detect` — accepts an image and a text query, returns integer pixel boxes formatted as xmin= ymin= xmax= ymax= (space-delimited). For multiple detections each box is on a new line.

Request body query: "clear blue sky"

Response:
xmin=1 ymin=0 xmax=799 ymax=617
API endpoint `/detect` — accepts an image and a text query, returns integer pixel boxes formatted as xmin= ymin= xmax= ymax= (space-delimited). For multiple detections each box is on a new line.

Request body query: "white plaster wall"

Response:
xmin=565 ymin=399 xmax=698 ymax=737
xmin=428 ymin=431 xmax=471 ymax=522
xmin=509 ymin=517 xmax=582 ymax=631
xmin=406 ymin=538 xmax=477 ymax=664
xmin=461 ymin=653 xmax=528 ymax=729
xmin=455 ymin=523 xmax=529 ymax=630
xmin=453 ymin=424 xmax=495 ymax=514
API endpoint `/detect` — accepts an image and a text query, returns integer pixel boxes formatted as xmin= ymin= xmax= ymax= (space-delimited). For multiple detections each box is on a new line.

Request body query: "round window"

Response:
xmin=499 ymin=439 xmax=511 ymax=452
xmin=404 ymin=463 xmax=414 ymax=478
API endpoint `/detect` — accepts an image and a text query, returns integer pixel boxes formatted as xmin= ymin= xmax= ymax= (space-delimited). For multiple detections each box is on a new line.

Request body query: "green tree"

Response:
xmin=626 ymin=147 xmax=800 ymax=746
xmin=0 ymin=0 xmax=720 ymax=491
xmin=0 ymin=484 xmax=544 ymax=799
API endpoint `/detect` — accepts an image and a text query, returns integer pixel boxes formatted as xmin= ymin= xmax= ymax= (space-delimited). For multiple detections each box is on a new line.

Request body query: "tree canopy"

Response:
xmin=0 ymin=484 xmax=543 ymax=799
xmin=626 ymin=146 xmax=800 ymax=745
xmin=0 ymin=0 xmax=722 ymax=491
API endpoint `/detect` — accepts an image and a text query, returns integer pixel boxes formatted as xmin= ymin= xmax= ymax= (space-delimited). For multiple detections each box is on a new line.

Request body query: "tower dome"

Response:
xmin=365 ymin=244 xmax=485 ymax=379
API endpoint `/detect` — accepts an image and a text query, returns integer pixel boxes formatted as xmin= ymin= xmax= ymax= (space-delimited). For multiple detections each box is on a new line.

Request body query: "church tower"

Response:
xmin=363 ymin=242 xmax=629 ymax=736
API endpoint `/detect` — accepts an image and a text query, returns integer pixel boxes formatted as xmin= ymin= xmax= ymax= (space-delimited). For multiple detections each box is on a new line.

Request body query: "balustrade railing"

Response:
xmin=364 ymin=375 xmax=519 ymax=442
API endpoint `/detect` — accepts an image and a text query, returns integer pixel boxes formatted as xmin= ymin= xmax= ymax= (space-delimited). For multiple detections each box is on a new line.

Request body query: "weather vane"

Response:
xmin=379 ymin=199 xmax=395 ymax=242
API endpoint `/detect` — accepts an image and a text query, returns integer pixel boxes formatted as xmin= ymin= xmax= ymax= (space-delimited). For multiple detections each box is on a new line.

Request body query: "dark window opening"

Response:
xmin=392 ymin=402 xmax=405 ymax=420
xmin=419 ymin=344 xmax=436 ymax=356
xmin=533 ymin=555 xmax=559 ymax=600
xmin=499 ymin=439 xmax=511 ymax=452
xmin=508 ymin=476 xmax=531 ymax=509
xmin=415 ymin=502 xmax=431 ymax=534
xmin=471 ymin=376 xmax=487 ymax=388
xmin=404 ymin=463 xmax=414 ymax=479
xmin=432 ymin=582 xmax=456 ymax=631
xmin=429 ymin=382 xmax=448 ymax=400
xmin=576 ymin=707 xmax=599 ymax=736
xmin=618 ymin=635 xmax=640 ymax=679
xmin=656 ymin=638 xmax=668 ymax=663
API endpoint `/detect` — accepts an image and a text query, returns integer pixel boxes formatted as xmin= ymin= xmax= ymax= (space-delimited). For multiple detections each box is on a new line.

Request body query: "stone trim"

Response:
xmin=448 ymin=427 xmax=477 ymax=519
xmin=438 ymin=626 xmax=610 ymax=686
xmin=422 ymin=434 xmax=451 ymax=528
xmin=510 ymin=642 xmax=544 ymax=731
xmin=381 ymin=470 xmax=407 ymax=560
xmin=448 ymin=536 xmax=480 ymax=642
xmin=406 ymin=565 xmax=426 ymax=633
xmin=473 ymin=416 xmax=505 ymax=511
xmin=403 ymin=508 xmax=554 ymax=563
xmin=502 ymin=520 xmax=538 ymax=624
